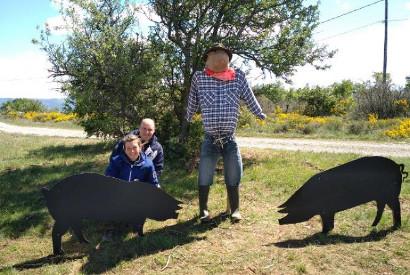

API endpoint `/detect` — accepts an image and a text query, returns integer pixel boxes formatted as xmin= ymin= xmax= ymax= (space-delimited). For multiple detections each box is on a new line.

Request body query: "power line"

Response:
xmin=317 ymin=17 xmax=409 ymax=41
xmin=319 ymin=0 xmax=384 ymax=25
xmin=318 ymin=20 xmax=382 ymax=41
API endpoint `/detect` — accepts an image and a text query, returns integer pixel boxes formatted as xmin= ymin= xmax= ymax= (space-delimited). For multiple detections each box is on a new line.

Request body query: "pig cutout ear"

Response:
xmin=43 ymin=173 xmax=182 ymax=224
xmin=278 ymin=156 xmax=405 ymax=233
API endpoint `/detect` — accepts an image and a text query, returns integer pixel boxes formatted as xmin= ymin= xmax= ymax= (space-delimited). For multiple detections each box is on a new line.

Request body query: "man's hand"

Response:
xmin=259 ymin=113 xmax=267 ymax=120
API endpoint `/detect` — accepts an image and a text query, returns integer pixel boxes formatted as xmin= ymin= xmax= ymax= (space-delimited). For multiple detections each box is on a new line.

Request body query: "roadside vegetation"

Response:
xmin=0 ymin=98 xmax=80 ymax=129
xmin=237 ymin=108 xmax=410 ymax=142
xmin=237 ymin=74 xmax=410 ymax=142
xmin=0 ymin=132 xmax=409 ymax=274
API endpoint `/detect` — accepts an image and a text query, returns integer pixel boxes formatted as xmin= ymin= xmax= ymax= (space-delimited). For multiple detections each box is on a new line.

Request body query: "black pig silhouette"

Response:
xmin=278 ymin=156 xmax=407 ymax=233
xmin=42 ymin=173 xmax=182 ymax=255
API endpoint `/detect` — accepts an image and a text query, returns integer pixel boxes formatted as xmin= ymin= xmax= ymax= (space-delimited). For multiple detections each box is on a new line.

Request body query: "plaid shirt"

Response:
xmin=186 ymin=68 xmax=265 ymax=137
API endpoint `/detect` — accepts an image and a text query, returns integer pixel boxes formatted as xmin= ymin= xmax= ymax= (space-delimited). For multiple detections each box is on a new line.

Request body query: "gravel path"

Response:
xmin=0 ymin=122 xmax=90 ymax=138
xmin=237 ymin=137 xmax=410 ymax=158
xmin=1 ymin=122 xmax=410 ymax=157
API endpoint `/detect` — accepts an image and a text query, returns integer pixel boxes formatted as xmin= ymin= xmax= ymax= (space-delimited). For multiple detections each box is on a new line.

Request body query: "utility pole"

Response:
xmin=383 ymin=0 xmax=388 ymax=85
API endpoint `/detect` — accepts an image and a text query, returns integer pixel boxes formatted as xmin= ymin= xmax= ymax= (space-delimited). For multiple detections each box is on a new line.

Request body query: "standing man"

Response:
xmin=186 ymin=43 xmax=266 ymax=223
xmin=111 ymin=118 xmax=164 ymax=177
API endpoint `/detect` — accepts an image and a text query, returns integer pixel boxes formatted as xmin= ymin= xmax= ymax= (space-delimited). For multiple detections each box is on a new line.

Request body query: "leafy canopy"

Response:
xmin=34 ymin=0 xmax=164 ymax=137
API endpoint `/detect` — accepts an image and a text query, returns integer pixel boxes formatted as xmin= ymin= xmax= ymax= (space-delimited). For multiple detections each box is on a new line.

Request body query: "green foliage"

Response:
xmin=35 ymin=0 xmax=164 ymax=137
xmin=331 ymin=80 xmax=354 ymax=98
xmin=253 ymin=83 xmax=287 ymax=104
xmin=253 ymin=80 xmax=354 ymax=116
xmin=0 ymin=98 xmax=46 ymax=114
xmin=296 ymin=86 xmax=337 ymax=116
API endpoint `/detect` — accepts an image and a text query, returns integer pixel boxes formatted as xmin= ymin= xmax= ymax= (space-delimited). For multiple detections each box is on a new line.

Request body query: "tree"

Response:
xmin=0 ymin=98 xmax=46 ymax=114
xmin=149 ymin=0 xmax=335 ymax=140
xmin=34 ymin=0 xmax=163 ymax=137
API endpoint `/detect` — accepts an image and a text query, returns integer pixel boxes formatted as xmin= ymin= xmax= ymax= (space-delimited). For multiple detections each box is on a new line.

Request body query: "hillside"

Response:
xmin=0 ymin=98 xmax=66 ymax=111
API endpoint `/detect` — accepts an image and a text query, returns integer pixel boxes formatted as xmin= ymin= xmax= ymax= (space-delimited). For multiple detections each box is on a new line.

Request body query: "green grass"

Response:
xmin=0 ymin=115 xmax=82 ymax=130
xmin=0 ymin=132 xmax=409 ymax=274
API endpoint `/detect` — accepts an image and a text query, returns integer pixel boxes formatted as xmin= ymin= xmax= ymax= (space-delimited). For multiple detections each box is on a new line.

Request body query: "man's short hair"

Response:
xmin=140 ymin=118 xmax=156 ymax=129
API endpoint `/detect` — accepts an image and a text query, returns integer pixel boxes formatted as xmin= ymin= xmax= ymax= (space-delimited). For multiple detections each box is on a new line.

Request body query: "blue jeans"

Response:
xmin=198 ymin=134 xmax=243 ymax=187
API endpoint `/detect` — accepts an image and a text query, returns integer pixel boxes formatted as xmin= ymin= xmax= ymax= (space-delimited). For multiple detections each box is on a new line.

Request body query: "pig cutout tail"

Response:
xmin=399 ymin=164 xmax=408 ymax=180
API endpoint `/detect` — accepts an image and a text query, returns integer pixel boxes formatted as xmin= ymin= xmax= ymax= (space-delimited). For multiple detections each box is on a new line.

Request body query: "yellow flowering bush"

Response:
xmin=7 ymin=111 xmax=76 ymax=122
xmin=275 ymin=112 xmax=330 ymax=126
xmin=367 ymin=113 xmax=378 ymax=126
xmin=395 ymin=99 xmax=409 ymax=109
xmin=331 ymin=98 xmax=353 ymax=116
xmin=385 ymin=119 xmax=410 ymax=138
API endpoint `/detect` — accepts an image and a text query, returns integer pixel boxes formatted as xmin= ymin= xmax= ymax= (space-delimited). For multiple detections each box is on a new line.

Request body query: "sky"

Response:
xmin=0 ymin=0 xmax=409 ymax=99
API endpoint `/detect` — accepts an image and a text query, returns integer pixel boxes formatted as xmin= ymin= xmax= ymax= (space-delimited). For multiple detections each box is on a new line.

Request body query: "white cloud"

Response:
xmin=0 ymin=50 xmax=64 ymax=99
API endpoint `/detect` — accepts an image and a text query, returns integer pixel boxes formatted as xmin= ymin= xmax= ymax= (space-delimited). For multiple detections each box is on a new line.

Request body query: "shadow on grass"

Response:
xmin=4 ymin=255 xmax=87 ymax=271
xmin=272 ymin=227 xmax=397 ymax=248
xmin=7 ymin=214 xmax=228 ymax=274
xmin=29 ymin=142 xmax=114 ymax=160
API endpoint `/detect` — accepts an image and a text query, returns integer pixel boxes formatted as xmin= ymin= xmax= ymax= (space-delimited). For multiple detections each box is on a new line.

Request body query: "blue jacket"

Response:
xmin=105 ymin=152 xmax=159 ymax=187
xmin=110 ymin=129 xmax=164 ymax=177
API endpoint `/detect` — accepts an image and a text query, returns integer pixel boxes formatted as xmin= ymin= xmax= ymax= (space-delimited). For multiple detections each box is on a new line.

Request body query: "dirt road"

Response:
xmin=1 ymin=121 xmax=410 ymax=157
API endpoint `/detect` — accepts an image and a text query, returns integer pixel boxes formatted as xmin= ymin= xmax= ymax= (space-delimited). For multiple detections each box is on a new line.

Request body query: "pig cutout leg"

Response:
xmin=72 ymin=222 xmax=89 ymax=244
xmin=320 ymin=213 xmax=335 ymax=234
xmin=372 ymin=201 xmax=386 ymax=226
xmin=387 ymin=197 xmax=401 ymax=229
xmin=52 ymin=221 xmax=69 ymax=255
xmin=132 ymin=218 xmax=146 ymax=237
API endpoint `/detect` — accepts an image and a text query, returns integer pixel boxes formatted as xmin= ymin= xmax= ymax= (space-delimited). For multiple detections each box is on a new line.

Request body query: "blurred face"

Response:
xmin=206 ymin=50 xmax=230 ymax=72
xmin=139 ymin=119 xmax=155 ymax=142
xmin=124 ymin=139 xmax=141 ymax=161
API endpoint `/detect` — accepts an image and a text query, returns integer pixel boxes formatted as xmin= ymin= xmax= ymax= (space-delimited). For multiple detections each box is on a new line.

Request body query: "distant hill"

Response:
xmin=0 ymin=98 xmax=66 ymax=111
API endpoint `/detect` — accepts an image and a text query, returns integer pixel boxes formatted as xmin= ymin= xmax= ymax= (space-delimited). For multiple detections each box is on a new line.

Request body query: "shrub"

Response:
xmin=331 ymin=98 xmax=353 ymax=115
xmin=385 ymin=119 xmax=410 ymax=138
xmin=159 ymin=113 xmax=204 ymax=171
xmin=296 ymin=86 xmax=337 ymax=116
xmin=238 ymin=106 xmax=257 ymax=128
xmin=367 ymin=113 xmax=378 ymax=126
xmin=353 ymin=73 xmax=410 ymax=118
xmin=5 ymin=111 xmax=76 ymax=122
xmin=0 ymin=98 xmax=46 ymax=114
xmin=300 ymin=123 xmax=318 ymax=135
xmin=347 ymin=121 xmax=368 ymax=135
xmin=324 ymin=118 xmax=343 ymax=131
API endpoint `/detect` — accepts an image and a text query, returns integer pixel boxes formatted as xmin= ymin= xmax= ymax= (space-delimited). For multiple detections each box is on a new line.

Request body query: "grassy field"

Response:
xmin=0 ymin=132 xmax=409 ymax=274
